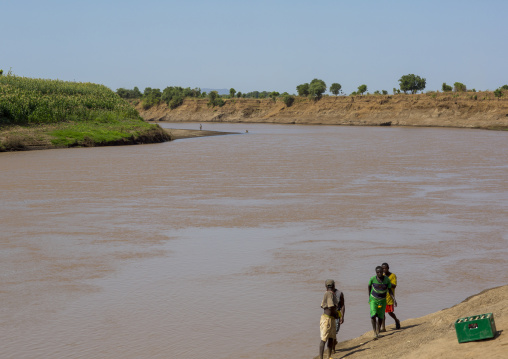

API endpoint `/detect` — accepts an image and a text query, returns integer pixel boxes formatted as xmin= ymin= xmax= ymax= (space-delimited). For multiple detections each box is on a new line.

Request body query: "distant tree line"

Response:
xmin=117 ymin=76 xmax=508 ymax=110
xmin=116 ymin=86 xmax=204 ymax=109
xmin=116 ymin=85 xmax=299 ymax=109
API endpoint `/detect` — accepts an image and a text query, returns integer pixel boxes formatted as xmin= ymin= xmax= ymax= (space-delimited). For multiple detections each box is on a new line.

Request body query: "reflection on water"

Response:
xmin=1 ymin=123 xmax=507 ymax=359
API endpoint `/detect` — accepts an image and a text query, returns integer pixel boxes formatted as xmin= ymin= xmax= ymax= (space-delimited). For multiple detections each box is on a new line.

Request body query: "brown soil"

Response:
xmin=317 ymin=285 xmax=507 ymax=359
xmin=137 ymin=92 xmax=508 ymax=130
xmin=165 ymin=128 xmax=240 ymax=140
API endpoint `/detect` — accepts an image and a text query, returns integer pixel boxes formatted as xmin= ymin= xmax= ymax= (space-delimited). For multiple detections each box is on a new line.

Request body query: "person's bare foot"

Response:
xmin=380 ymin=328 xmax=387 ymax=332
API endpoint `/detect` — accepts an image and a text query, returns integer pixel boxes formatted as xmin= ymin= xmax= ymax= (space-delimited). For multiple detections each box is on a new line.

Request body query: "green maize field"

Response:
xmin=0 ymin=75 xmax=140 ymax=125
xmin=0 ymin=75 xmax=170 ymax=151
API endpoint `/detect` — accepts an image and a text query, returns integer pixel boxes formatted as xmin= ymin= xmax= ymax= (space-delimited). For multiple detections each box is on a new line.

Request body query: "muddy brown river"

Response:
xmin=1 ymin=123 xmax=507 ymax=358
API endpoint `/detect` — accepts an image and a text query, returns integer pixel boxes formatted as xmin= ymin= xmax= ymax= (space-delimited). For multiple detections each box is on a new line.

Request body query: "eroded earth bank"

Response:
xmin=137 ymin=92 xmax=508 ymax=130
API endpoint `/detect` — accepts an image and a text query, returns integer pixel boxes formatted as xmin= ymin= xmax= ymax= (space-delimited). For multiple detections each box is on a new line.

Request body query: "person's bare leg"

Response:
xmin=380 ymin=317 xmax=387 ymax=332
xmin=326 ymin=338 xmax=334 ymax=358
xmin=333 ymin=320 xmax=340 ymax=353
xmin=389 ymin=312 xmax=400 ymax=329
xmin=319 ymin=340 xmax=326 ymax=359
xmin=377 ymin=317 xmax=383 ymax=337
xmin=371 ymin=317 xmax=379 ymax=339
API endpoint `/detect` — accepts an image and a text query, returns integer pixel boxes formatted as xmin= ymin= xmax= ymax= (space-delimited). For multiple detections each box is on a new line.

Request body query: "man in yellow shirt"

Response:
xmin=381 ymin=262 xmax=401 ymax=331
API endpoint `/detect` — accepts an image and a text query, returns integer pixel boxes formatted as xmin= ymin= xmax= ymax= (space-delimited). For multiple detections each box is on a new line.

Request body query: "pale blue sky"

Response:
xmin=2 ymin=0 xmax=506 ymax=94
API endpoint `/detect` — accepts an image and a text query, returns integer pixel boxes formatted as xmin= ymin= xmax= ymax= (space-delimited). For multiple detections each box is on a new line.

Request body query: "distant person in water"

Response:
xmin=199 ymin=124 xmax=202 ymax=130
xmin=319 ymin=279 xmax=339 ymax=359
xmin=380 ymin=262 xmax=401 ymax=331
xmin=332 ymin=285 xmax=345 ymax=354
xmin=368 ymin=266 xmax=396 ymax=339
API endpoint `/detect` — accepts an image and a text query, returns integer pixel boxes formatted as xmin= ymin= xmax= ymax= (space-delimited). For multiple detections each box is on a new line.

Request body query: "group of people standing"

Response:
xmin=319 ymin=263 xmax=401 ymax=359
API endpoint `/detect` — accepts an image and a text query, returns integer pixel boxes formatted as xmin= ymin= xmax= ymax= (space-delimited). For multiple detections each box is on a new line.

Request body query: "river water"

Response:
xmin=1 ymin=123 xmax=507 ymax=358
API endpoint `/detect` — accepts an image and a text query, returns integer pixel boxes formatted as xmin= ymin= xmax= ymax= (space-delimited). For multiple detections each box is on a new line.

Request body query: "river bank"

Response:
xmin=318 ymin=285 xmax=507 ymax=359
xmin=164 ymin=128 xmax=240 ymax=139
xmin=0 ymin=122 xmax=170 ymax=151
xmin=136 ymin=92 xmax=508 ymax=130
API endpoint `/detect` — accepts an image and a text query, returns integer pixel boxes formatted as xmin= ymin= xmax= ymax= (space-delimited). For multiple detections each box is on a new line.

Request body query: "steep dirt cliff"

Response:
xmin=136 ymin=92 xmax=508 ymax=130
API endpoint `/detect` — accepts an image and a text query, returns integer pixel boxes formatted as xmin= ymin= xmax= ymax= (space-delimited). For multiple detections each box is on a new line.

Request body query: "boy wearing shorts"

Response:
xmin=381 ymin=262 xmax=401 ymax=331
xmin=368 ymin=266 xmax=396 ymax=339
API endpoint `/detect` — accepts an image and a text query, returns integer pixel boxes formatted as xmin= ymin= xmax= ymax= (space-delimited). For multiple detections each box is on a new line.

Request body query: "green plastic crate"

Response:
xmin=454 ymin=313 xmax=497 ymax=343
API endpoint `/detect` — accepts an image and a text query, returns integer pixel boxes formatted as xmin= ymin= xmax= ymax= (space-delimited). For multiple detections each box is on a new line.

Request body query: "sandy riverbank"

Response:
xmin=317 ymin=285 xmax=507 ymax=359
xmin=164 ymin=128 xmax=240 ymax=140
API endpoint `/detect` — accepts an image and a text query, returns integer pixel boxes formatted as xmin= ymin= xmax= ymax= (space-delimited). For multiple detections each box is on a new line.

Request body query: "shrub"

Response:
xmin=453 ymin=82 xmax=467 ymax=92
xmin=141 ymin=87 xmax=162 ymax=109
xmin=161 ymin=86 xmax=200 ymax=109
xmin=207 ymin=91 xmax=226 ymax=107
xmin=442 ymin=83 xmax=453 ymax=92
xmin=168 ymin=95 xmax=184 ymax=109
xmin=281 ymin=93 xmax=295 ymax=107
xmin=269 ymin=91 xmax=280 ymax=102
xmin=116 ymin=87 xmax=142 ymax=99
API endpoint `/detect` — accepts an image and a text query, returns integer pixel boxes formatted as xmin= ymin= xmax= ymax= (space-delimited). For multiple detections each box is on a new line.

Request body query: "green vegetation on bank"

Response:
xmin=116 ymin=86 xmax=204 ymax=110
xmin=116 ymin=73 xmax=508 ymax=113
xmin=0 ymin=73 xmax=169 ymax=151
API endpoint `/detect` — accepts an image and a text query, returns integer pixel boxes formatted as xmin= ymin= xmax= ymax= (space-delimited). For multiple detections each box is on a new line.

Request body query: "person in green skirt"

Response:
xmin=368 ymin=266 xmax=396 ymax=339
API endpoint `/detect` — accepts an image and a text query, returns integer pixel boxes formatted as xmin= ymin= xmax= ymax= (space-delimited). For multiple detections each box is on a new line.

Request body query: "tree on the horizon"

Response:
xmin=399 ymin=74 xmax=426 ymax=94
xmin=442 ymin=83 xmax=453 ymax=92
xmin=357 ymin=84 xmax=367 ymax=95
xmin=453 ymin=82 xmax=467 ymax=92
xmin=330 ymin=83 xmax=342 ymax=96
xmin=230 ymin=88 xmax=236 ymax=98
xmin=297 ymin=83 xmax=310 ymax=96
xmin=309 ymin=78 xmax=327 ymax=99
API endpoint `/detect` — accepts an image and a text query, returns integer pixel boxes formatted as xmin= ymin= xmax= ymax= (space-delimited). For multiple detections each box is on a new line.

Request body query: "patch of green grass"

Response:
xmin=50 ymin=126 xmax=131 ymax=146
xmin=49 ymin=117 xmax=156 ymax=146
